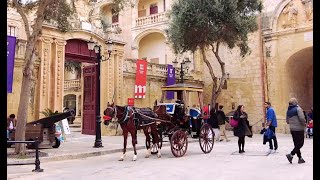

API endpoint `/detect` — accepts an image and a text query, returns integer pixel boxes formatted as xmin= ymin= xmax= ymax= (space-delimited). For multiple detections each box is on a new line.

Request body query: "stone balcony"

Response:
xmin=123 ymin=59 xmax=193 ymax=81
xmin=135 ymin=12 xmax=169 ymax=28
xmin=43 ymin=20 xmax=124 ymax=42
xmin=64 ymin=79 xmax=81 ymax=91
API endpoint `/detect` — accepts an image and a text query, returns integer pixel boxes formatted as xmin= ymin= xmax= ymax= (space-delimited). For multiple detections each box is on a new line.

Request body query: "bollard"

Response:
xmin=32 ymin=137 xmax=44 ymax=172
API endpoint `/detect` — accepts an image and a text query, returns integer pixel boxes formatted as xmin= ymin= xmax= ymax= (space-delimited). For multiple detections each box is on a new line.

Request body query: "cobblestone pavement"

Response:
xmin=7 ymin=133 xmax=313 ymax=180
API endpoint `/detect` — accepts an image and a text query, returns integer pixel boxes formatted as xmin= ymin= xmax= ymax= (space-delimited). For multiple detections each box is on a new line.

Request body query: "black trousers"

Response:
xmin=290 ymin=131 xmax=305 ymax=158
xmin=268 ymin=126 xmax=278 ymax=150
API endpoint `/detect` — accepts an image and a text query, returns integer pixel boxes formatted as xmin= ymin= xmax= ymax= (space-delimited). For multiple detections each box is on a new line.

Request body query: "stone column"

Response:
xmin=52 ymin=39 xmax=66 ymax=112
xmin=115 ymin=49 xmax=124 ymax=105
xmin=38 ymin=37 xmax=53 ymax=118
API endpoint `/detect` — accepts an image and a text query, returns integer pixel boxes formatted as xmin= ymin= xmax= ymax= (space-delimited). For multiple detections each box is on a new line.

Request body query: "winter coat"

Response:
xmin=286 ymin=105 xmax=306 ymax=131
xmin=207 ymin=113 xmax=219 ymax=129
xmin=216 ymin=110 xmax=228 ymax=125
xmin=233 ymin=111 xmax=252 ymax=137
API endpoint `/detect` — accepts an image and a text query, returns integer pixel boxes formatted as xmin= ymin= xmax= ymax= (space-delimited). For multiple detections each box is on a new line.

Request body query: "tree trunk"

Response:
xmin=14 ymin=38 xmax=36 ymax=155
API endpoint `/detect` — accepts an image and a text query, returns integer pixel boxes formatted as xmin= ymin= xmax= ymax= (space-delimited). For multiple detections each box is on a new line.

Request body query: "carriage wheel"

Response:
xmin=170 ymin=130 xmax=188 ymax=157
xmin=199 ymin=124 xmax=214 ymax=154
xmin=145 ymin=133 xmax=163 ymax=154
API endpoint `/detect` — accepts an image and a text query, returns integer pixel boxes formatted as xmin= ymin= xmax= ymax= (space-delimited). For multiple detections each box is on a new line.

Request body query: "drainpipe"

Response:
xmin=259 ymin=14 xmax=267 ymax=121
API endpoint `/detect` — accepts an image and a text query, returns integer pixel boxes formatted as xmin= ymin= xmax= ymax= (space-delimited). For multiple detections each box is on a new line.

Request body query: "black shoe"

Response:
xmin=286 ymin=154 xmax=293 ymax=164
xmin=239 ymin=150 xmax=242 ymax=153
xmin=298 ymin=158 xmax=305 ymax=164
xmin=242 ymin=150 xmax=245 ymax=153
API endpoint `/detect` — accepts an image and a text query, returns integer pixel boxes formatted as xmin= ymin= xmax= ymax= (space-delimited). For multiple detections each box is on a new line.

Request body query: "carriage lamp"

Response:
xmin=172 ymin=57 xmax=191 ymax=83
xmin=87 ymin=37 xmax=114 ymax=148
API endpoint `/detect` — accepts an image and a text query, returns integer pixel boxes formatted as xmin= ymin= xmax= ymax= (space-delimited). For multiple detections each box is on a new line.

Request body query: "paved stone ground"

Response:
xmin=7 ymin=132 xmax=313 ymax=180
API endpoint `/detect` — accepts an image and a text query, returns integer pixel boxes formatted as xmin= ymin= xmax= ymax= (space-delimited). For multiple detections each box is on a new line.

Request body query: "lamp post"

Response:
xmin=87 ymin=37 xmax=113 ymax=148
xmin=172 ymin=57 xmax=191 ymax=83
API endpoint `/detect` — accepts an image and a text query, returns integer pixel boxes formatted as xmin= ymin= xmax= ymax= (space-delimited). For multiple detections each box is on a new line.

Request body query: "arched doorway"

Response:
xmin=138 ymin=32 xmax=166 ymax=64
xmin=64 ymin=94 xmax=77 ymax=111
xmin=285 ymin=47 xmax=313 ymax=110
xmin=65 ymin=39 xmax=97 ymax=135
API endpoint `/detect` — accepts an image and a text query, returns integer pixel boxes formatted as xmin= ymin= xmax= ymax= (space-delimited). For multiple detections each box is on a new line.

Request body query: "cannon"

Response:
xmin=7 ymin=110 xmax=74 ymax=149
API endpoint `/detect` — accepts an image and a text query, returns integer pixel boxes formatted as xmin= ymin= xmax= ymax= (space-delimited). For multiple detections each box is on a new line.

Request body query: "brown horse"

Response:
xmin=103 ymin=102 xmax=161 ymax=161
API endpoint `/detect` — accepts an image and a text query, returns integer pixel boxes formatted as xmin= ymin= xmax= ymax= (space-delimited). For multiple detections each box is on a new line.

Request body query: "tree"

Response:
xmin=166 ymin=0 xmax=262 ymax=106
xmin=8 ymin=0 xmax=73 ymax=155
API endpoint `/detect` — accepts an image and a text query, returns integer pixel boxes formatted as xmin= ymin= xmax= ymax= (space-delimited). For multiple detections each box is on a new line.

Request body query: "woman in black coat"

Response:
xmin=233 ymin=105 xmax=252 ymax=153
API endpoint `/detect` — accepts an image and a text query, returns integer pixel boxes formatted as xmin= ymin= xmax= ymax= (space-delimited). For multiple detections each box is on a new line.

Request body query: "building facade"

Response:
xmin=7 ymin=0 xmax=312 ymax=135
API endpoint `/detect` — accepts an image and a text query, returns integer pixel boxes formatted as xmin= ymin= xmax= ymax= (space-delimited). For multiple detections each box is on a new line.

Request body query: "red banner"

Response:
xmin=134 ymin=59 xmax=147 ymax=98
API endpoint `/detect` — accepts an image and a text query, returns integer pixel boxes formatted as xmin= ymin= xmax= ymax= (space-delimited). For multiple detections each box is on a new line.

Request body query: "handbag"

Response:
xmin=230 ymin=117 xmax=239 ymax=127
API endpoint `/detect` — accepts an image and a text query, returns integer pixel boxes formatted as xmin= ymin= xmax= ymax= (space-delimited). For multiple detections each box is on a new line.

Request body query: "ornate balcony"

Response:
xmin=64 ymin=79 xmax=81 ymax=91
xmin=123 ymin=59 xmax=193 ymax=81
xmin=135 ymin=12 xmax=169 ymax=27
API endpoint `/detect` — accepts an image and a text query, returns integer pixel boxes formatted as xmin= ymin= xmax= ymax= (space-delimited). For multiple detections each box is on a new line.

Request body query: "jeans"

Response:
xmin=290 ymin=130 xmax=304 ymax=158
xmin=268 ymin=126 xmax=278 ymax=150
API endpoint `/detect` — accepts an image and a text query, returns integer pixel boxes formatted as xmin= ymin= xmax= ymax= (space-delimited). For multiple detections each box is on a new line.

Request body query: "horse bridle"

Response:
xmin=107 ymin=106 xmax=117 ymax=121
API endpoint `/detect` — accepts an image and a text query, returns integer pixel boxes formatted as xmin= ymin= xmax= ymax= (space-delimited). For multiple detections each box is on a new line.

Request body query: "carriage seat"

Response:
xmin=189 ymin=108 xmax=201 ymax=119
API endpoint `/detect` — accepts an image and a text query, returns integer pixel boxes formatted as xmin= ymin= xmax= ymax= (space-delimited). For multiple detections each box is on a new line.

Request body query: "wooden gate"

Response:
xmin=82 ymin=65 xmax=96 ymax=135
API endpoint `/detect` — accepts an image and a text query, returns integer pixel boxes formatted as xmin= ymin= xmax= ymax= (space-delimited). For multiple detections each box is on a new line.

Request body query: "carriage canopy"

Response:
xmin=160 ymin=83 xmax=204 ymax=111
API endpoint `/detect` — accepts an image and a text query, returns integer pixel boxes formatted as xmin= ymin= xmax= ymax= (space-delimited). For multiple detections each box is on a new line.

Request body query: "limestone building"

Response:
xmin=7 ymin=0 xmax=312 ymax=135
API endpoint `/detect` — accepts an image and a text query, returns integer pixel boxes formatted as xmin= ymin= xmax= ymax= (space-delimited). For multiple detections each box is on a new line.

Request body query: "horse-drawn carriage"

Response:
xmin=150 ymin=83 xmax=214 ymax=157
xmin=104 ymin=83 xmax=214 ymax=160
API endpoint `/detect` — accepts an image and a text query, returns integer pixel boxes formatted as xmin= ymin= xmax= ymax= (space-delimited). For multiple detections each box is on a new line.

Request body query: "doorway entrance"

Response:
xmin=65 ymin=39 xmax=97 ymax=135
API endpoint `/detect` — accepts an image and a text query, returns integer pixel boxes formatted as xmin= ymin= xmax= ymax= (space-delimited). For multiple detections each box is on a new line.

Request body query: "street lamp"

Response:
xmin=87 ymin=37 xmax=113 ymax=148
xmin=172 ymin=57 xmax=191 ymax=83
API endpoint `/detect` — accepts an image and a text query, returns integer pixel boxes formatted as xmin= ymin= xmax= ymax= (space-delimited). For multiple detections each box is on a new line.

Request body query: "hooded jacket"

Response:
xmin=286 ymin=104 xmax=306 ymax=131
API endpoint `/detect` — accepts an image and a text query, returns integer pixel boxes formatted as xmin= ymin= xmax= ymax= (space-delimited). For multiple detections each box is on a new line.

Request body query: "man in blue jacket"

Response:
xmin=264 ymin=102 xmax=278 ymax=153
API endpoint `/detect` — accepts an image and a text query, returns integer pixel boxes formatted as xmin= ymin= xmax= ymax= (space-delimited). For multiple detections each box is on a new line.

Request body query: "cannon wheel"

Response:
xmin=145 ymin=131 xmax=163 ymax=154
xmin=52 ymin=137 xmax=60 ymax=148
xmin=199 ymin=124 xmax=214 ymax=154
xmin=26 ymin=138 xmax=35 ymax=149
xmin=7 ymin=138 xmax=12 ymax=148
xmin=170 ymin=130 xmax=188 ymax=157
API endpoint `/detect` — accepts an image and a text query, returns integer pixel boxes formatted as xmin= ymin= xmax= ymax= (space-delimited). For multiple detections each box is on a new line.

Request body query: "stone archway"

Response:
xmin=285 ymin=46 xmax=313 ymax=110
xmin=138 ymin=32 xmax=166 ymax=64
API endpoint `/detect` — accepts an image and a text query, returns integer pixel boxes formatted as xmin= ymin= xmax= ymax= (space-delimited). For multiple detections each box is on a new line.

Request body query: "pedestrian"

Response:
xmin=286 ymin=98 xmax=306 ymax=164
xmin=216 ymin=105 xmax=230 ymax=142
xmin=233 ymin=105 xmax=252 ymax=153
xmin=264 ymin=102 xmax=278 ymax=153
xmin=207 ymin=107 xmax=220 ymax=141
xmin=7 ymin=114 xmax=17 ymax=139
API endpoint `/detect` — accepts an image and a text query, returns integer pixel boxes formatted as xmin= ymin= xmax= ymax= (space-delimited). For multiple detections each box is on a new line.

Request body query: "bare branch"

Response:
xmin=12 ymin=0 xmax=31 ymax=39
xmin=200 ymin=47 xmax=217 ymax=86
xmin=211 ymin=42 xmax=226 ymax=97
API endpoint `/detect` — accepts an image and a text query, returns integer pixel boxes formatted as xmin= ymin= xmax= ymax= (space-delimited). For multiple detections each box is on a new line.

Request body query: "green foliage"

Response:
xmin=40 ymin=108 xmax=60 ymax=117
xmin=111 ymin=0 xmax=134 ymax=15
xmin=166 ymin=0 xmax=263 ymax=57
xmin=100 ymin=13 xmax=111 ymax=33
xmin=44 ymin=0 xmax=73 ymax=32
xmin=64 ymin=61 xmax=81 ymax=73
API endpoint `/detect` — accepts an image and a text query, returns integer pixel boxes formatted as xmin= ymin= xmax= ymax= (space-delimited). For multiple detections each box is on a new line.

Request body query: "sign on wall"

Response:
xmin=7 ymin=36 xmax=16 ymax=93
xmin=166 ymin=64 xmax=175 ymax=99
xmin=134 ymin=59 xmax=147 ymax=98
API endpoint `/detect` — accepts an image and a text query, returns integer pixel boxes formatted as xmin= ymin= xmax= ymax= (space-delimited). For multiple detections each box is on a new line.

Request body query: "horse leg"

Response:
xmin=119 ymin=129 xmax=128 ymax=161
xmin=152 ymin=126 xmax=161 ymax=158
xmin=143 ymin=127 xmax=151 ymax=158
xmin=132 ymin=129 xmax=138 ymax=161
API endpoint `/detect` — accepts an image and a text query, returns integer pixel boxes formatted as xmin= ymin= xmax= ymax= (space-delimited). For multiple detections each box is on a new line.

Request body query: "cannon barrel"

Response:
xmin=28 ymin=110 xmax=75 ymax=128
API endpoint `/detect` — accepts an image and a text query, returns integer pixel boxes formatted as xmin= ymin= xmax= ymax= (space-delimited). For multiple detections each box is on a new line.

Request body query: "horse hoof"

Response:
xmin=157 ymin=155 xmax=161 ymax=158
xmin=145 ymin=155 xmax=150 ymax=158
xmin=118 ymin=158 xmax=124 ymax=161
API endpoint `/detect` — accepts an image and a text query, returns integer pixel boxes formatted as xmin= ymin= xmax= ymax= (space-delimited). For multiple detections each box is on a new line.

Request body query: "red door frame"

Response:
xmin=65 ymin=39 xmax=97 ymax=135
